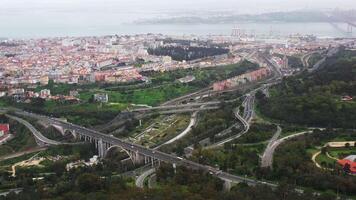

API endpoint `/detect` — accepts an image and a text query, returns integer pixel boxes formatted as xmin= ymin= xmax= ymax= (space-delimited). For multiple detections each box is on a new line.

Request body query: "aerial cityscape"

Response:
xmin=0 ymin=0 xmax=355 ymax=199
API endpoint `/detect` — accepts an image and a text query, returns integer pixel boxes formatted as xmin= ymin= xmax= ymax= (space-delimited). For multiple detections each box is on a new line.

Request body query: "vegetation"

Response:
xmin=160 ymin=102 xmax=240 ymax=155
xmin=0 ymin=163 xmax=333 ymax=200
xmin=257 ymin=50 xmax=356 ymax=128
xmin=191 ymin=144 xmax=263 ymax=177
xmin=233 ymin=123 xmax=276 ymax=144
xmin=308 ymin=52 xmax=324 ymax=67
xmin=259 ymin=129 xmax=356 ymax=197
xmin=0 ymin=115 xmax=37 ymax=157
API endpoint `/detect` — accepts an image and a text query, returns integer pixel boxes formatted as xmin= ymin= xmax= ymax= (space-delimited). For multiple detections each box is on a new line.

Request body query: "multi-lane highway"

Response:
xmin=130 ymin=101 xmax=220 ymax=112
xmin=206 ymin=93 xmax=254 ymax=148
xmin=7 ymin=109 xmax=276 ymax=187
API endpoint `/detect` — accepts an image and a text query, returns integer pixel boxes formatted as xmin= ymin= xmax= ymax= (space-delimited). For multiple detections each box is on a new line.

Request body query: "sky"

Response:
xmin=1 ymin=0 xmax=356 ymax=14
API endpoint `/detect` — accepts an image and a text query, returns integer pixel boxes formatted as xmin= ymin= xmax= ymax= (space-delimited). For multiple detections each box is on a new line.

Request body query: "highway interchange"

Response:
xmin=0 ymin=48 xmax=329 ymax=190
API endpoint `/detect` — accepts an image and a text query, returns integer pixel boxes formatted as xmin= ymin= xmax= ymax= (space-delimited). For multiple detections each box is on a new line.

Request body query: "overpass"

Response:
xmin=9 ymin=109 xmax=275 ymax=187
xmin=130 ymin=101 xmax=221 ymax=112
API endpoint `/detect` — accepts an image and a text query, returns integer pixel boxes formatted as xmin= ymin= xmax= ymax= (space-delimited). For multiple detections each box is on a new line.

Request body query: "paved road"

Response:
xmin=206 ymin=93 xmax=254 ymax=149
xmin=157 ymin=106 xmax=219 ymax=115
xmin=135 ymin=168 xmax=156 ymax=188
xmin=131 ymin=101 xmax=220 ymax=112
xmin=6 ymin=114 xmax=61 ymax=146
xmin=308 ymin=47 xmax=339 ymax=73
xmin=6 ymin=109 xmax=277 ymax=187
xmin=261 ymin=131 xmax=312 ymax=168
xmin=156 ymin=109 xmax=199 ymax=148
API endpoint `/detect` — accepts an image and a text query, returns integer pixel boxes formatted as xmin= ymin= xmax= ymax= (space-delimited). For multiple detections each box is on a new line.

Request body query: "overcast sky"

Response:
xmin=1 ymin=0 xmax=356 ymax=14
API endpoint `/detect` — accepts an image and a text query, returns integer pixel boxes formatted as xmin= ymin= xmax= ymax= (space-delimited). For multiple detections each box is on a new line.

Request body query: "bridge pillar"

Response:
xmin=98 ymin=139 xmax=105 ymax=158
xmin=223 ymin=180 xmax=233 ymax=191
xmin=129 ymin=151 xmax=144 ymax=165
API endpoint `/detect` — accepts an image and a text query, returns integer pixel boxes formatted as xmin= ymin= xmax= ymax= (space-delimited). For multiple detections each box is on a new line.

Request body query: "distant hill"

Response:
xmin=136 ymin=10 xmax=356 ymax=24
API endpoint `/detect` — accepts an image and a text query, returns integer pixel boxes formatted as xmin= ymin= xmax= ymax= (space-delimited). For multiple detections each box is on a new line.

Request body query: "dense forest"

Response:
xmin=148 ymin=46 xmax=229 ymax=61
xmin=257 ymin=50 xmax=356 ymax=128
xmin=1 ymin=164 xmax=336 ymax=200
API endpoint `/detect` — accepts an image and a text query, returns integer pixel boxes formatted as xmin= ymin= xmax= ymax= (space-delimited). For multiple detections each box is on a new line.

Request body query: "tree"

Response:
xmin=76 ymin=173 xmax=102 ymax=193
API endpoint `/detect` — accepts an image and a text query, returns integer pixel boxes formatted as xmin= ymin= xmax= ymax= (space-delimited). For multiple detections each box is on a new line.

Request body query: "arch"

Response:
xmin=50 ymin=124 xmax=65 ymax=136
xmin=104 ymin=145 xmax=135 ymax=164
xmin=63 ymin=129 xmax=77 ymax=139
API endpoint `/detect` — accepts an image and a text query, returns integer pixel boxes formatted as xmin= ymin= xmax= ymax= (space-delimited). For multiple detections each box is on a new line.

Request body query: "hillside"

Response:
xmin=257 ymin=50 xmax=356 ymax=128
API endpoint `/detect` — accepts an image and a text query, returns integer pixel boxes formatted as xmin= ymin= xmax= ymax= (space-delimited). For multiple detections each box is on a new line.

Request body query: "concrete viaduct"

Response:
xmin=10 ymin=110 xmax=275 ymax=187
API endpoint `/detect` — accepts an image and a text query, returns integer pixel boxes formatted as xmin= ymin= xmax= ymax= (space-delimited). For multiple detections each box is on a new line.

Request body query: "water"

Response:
xmin=0 ymin=10 xmax=354 ymax=39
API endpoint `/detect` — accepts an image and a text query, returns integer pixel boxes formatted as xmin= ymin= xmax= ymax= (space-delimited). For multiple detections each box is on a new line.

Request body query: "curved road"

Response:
xmin=6 ymin=114 xmax=61 ymax=146
xmin=7 ymin=109 xmax=277 ymax=187
xmin=261 ymin=130 xmax=312 ymax=168
xmin=135 ymin=168 xmax=156 ymax=188
xmin=206 ymin=94 xmax=254 ymax=149
xmin=155 ymin=109 xmax=199 ymax=149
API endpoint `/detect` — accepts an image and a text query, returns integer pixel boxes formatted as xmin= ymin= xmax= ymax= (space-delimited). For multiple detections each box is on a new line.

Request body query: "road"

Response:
xmin=131 ymin=101 xmax=220 ymax=112
xmin=157 ymin=106 xmax=219 ymax=115
xmin=260 ymin=131 xmax=312 ymax=168
xmin=4 ymin=109 xmax=278 ymax=187
xmin=308 ymin=46 xmax=339 ymax=73
xmin=206 ymin=94 xmax=254 ymax=148
xmin=135 ymin=168 xmax=156 ymax=188
xmin=155 ymin=109 xmax=199 ymax=149
xmin=6 ymin=114 xmax=61 ymax=146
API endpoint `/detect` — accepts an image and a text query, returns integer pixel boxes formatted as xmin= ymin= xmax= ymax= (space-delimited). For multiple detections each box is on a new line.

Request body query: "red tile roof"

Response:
xmin=0 ymin=124 xmax=10 ymax=133
xmin=338 ymin=159 xmax=356 ymax=173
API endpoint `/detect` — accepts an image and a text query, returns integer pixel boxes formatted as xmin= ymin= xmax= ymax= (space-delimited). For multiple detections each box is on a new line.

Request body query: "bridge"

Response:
xmin=9 ymin=109 xmax=275 ymax=187
xmin=327 ymin=12 xmax=356 ymax=34
xmin=129 ymin=101 xmax=221 ymax=112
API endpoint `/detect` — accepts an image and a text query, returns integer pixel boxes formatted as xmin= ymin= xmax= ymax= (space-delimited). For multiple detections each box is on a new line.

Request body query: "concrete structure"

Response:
xmin=94 ymin=93 xmax=109 ymax=103
xmin=10 ymin=109 xmax=276 ymax=187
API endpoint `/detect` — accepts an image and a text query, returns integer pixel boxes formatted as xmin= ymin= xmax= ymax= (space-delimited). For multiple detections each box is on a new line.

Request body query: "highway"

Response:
xmin=156 ymin=106 xmax=219 ymax=115
xmin=130 ymin=101 xmax=221 ymax=112
xmin=260 ymin=130 xmax=312 ymax=168
xmin=308 ymin=46 xmax=339 ymax=73
xmin=206 ymin=94 xmax=253 ymax=148
xmin=7 ymin=109 xmax=276 ymax=187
